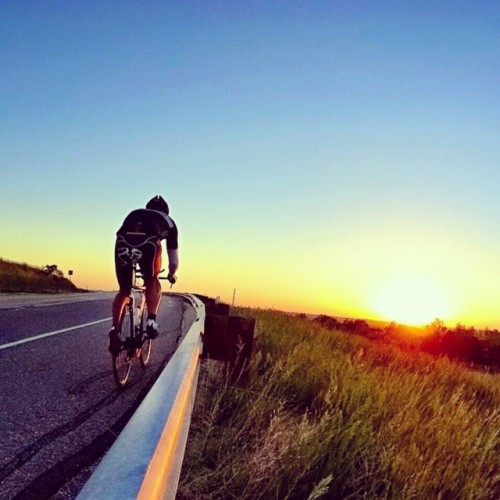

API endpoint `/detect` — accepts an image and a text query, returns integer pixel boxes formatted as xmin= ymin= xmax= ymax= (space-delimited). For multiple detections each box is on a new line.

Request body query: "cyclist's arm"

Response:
xmin=167 ymin=248 xmax=178 ymax=277
xmin=158 ymin=215 xmax=179 ymax=280
xmin=165 ymin=222 xmax=179 ymax=278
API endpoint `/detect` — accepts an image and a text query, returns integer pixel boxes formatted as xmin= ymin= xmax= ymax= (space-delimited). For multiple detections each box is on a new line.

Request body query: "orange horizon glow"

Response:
xmin=1 ymin=247 xmax=498 ymax=330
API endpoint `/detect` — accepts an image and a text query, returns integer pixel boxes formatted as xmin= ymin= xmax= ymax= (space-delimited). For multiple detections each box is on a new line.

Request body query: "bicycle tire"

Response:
xmin=113 ymin=299 xmax=133 ymax=388
xmin=140 ymin=306 xmax=152 ymax=367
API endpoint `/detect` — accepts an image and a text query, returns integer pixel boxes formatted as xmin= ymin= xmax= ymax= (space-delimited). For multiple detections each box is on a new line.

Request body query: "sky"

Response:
xmin=1 ymin=1 xmax=500 ymax=328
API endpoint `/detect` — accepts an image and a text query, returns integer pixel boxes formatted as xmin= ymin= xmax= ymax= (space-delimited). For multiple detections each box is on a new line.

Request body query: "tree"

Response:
xmin=426 ymin=318 xmax=447 ymax=336
xmin=441 ymin=329 xmax=482 ymax=364
xmin=44 ymin=264 xmax=64 ymax=278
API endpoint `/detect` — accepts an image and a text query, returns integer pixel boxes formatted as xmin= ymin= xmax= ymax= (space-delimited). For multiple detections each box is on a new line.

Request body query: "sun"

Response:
xmin=372 ymin=276 xmax=452 ymax=326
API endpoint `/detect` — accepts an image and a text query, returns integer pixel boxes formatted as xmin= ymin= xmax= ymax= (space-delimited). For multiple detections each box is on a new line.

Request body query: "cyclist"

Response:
xmin=109 ymin=195 xmax=179 ymax=354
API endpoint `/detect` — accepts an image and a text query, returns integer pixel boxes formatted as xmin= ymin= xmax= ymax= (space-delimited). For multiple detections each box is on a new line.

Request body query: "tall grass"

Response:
xmin=178 ymin=309 xmax=499 ymax=499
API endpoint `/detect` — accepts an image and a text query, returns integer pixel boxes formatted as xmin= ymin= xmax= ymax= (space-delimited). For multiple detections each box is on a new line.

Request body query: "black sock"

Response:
xmin=147 ymin=313 xmax=157 ymax=321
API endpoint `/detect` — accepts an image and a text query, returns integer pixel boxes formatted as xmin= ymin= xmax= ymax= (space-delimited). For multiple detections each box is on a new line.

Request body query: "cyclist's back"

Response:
xmin=117 ymin=208 xmax=176 ymax=239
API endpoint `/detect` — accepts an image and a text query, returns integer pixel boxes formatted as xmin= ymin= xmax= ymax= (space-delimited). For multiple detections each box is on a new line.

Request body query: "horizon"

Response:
xmin=2 ymin=2 xmax=500 ymax=329
xmin=1 ymin=253 xmax=498 ymax=333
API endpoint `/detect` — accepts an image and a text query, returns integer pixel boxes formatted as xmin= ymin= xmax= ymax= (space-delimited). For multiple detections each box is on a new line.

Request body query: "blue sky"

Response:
xmin=1 ymin=1 xmax=500 ymax=327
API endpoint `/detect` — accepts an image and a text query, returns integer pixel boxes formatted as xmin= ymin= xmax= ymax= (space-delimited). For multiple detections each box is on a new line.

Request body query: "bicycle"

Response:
xmin=112 ymin=263 xmax=175 ymax=388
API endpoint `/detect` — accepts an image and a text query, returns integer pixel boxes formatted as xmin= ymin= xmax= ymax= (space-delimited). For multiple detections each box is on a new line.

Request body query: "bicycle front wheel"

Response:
xmin=140 ymin=306 xmax=152 ymax=367
xmin=113 ymin=300 xmax=133 ymax=388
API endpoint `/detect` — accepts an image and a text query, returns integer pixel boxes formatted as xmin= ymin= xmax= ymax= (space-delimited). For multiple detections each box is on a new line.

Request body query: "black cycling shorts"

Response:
xmin=114 ymin=233 xmax=161 ymax=290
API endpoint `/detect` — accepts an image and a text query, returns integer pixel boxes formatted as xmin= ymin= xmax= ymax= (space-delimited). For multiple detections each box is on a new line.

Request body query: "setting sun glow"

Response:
xmin=372 ymin=276 xmax=452 ymax=326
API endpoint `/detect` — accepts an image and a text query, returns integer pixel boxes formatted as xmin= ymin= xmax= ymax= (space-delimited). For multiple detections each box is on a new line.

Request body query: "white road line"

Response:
xmin=0 ymin=294 xmax=114 ymax=310
xmin=0 ymin=317 xmax=112 ymax=351
xmin=31 ymin=299 xmax=106 ymax=308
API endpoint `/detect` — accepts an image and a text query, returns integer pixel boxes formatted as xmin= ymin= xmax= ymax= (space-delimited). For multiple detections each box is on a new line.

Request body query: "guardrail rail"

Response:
xmin=77 ymin=294 xmax=205 ymax=500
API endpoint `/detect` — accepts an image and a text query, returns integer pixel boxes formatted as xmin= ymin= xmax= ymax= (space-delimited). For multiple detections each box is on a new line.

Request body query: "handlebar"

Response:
xmin=165 ymin=275 xmax=177 ymax=285
xmin=155 ymin=269 xmax=176 ymax=285
xmin=135 ymin=269 xmax=177 ymax=287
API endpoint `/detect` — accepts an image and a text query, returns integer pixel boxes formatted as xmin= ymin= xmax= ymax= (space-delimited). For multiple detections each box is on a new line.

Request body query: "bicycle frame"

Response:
xmin=131 ymin=269 xmax=146 ymax=334
xmin=112 ymin=264 xmax=152 ymax=388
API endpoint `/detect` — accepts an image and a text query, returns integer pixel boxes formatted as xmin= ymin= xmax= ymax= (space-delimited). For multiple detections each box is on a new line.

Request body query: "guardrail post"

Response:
xmin=200 ymin=298 xmax=255 ymax=384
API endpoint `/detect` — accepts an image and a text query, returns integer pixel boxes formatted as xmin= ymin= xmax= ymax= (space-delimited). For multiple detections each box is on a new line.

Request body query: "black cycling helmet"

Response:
xmin=146 ymin=195 xmax=169 ymax=215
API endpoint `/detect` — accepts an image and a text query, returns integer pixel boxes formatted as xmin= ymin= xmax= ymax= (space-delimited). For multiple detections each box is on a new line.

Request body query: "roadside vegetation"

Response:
xmin=0 ymin=258 xmax=78 ymax=293
xmin=178 ymin=308 xmax=499 ymax=499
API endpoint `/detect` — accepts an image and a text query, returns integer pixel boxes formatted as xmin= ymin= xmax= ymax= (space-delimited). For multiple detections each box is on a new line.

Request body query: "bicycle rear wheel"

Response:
xmin=113 ymin=299 xmax=133 ymax=388
xmin=140 ymin=306 xmax=152 ymax=367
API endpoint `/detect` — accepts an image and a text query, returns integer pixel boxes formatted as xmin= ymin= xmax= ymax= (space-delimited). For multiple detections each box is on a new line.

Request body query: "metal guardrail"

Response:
xmin=77 ymin=294 xmax=205 ymax=500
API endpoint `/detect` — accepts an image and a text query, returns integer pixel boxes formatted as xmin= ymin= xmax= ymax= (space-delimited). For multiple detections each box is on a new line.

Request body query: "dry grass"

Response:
xmin=178 ymin=309 xmax=500 ymax=499
xmin=0 ymin=258 xmax=76 ymax=293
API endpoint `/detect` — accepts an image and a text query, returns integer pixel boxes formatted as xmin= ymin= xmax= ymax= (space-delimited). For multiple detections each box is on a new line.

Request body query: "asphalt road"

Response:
xmin=0 ymin=292 xmax=196 ymax=499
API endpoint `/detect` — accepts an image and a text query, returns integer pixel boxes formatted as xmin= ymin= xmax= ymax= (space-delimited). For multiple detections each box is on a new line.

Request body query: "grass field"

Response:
xmin=0 ymin=258 xmax=77 ymax=293
xmin=178 ymin=308 xmax=499 ymax=499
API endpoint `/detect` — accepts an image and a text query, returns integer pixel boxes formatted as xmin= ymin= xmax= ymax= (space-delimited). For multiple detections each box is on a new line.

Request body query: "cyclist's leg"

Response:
xmin=110 ymin=288 xmax=132 ymax=353
xmin=140 ymin=239 xmax=162 ymax=338
xmin=113 ymin=241 xmax=133 ymax=325
xmin=144 ymin=276 xmax=161 ymax=314
xmin=110 ymin=240 xmax=133 ymax=352
xmin=112 ymin=289 xmax=130 ymax=328
xmin=140 ymin=239 xmax=162 ymax=315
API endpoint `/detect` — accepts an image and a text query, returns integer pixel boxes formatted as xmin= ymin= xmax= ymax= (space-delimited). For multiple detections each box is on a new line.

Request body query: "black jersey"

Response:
xmin=116 ymin=209 xmax=178 ymax=250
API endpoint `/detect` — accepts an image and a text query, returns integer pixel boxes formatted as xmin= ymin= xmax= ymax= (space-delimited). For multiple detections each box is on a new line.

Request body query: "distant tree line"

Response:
xmin=421 ymin=319 xmax=500 ymax=368
xmin=312 ymin=315 xmax=500 ymax=371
